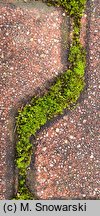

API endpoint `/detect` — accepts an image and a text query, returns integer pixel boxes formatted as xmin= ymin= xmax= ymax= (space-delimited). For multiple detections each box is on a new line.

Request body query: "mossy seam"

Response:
xmin=15 ymin=0 xmax=86 ymax=199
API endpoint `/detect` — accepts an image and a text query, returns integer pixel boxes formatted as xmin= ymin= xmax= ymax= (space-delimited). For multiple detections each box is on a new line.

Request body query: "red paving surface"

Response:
xmin=0 ymin=0 xmax=100 ymax=199
xmin=0 ymin=1 xmax=68 ymax=199
xmin=27 ymin=0 xmax=100 ymax=199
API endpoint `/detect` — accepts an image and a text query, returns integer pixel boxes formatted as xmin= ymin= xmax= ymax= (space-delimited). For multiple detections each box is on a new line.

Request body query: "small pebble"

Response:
xmin=56 ymin=128 xmax=60 ymax=133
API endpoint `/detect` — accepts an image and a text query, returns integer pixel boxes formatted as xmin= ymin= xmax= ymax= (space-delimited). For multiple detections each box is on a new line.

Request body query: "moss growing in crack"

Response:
xmin=44 ymin=0 xmax=86 ymax=18
xmin=15 ymin=0 xmax=86 ymax=200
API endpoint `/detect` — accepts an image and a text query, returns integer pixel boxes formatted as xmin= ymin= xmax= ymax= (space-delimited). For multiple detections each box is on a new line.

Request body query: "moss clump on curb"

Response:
xmin=15 ymin=0 xmax=86 ymax=200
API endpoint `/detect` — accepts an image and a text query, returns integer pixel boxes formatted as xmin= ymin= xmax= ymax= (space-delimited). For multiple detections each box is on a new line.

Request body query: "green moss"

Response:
xmin=15 ymin=0 xmax=86 ymax=199
xmin=45 ymin=0 xmax=86 ymax=17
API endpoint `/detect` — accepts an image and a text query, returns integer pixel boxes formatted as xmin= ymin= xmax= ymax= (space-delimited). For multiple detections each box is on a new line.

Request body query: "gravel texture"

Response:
xmin=27 ymin=0 xmax=100 ymax=199
xmin=0 ymin=1 xmax=69 ymax=199
xmin=0 ymin=0 xmax=100 ymax=200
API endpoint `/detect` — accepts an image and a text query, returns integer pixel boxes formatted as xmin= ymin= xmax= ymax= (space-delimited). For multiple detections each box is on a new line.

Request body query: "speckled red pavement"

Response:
xmin=27 ymin=0 xmax=100 ymax=199
xmin=0 ymin=0 xmax=69 ymax=199
xmin=0 ymin=0 xmax=100 ymax=200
